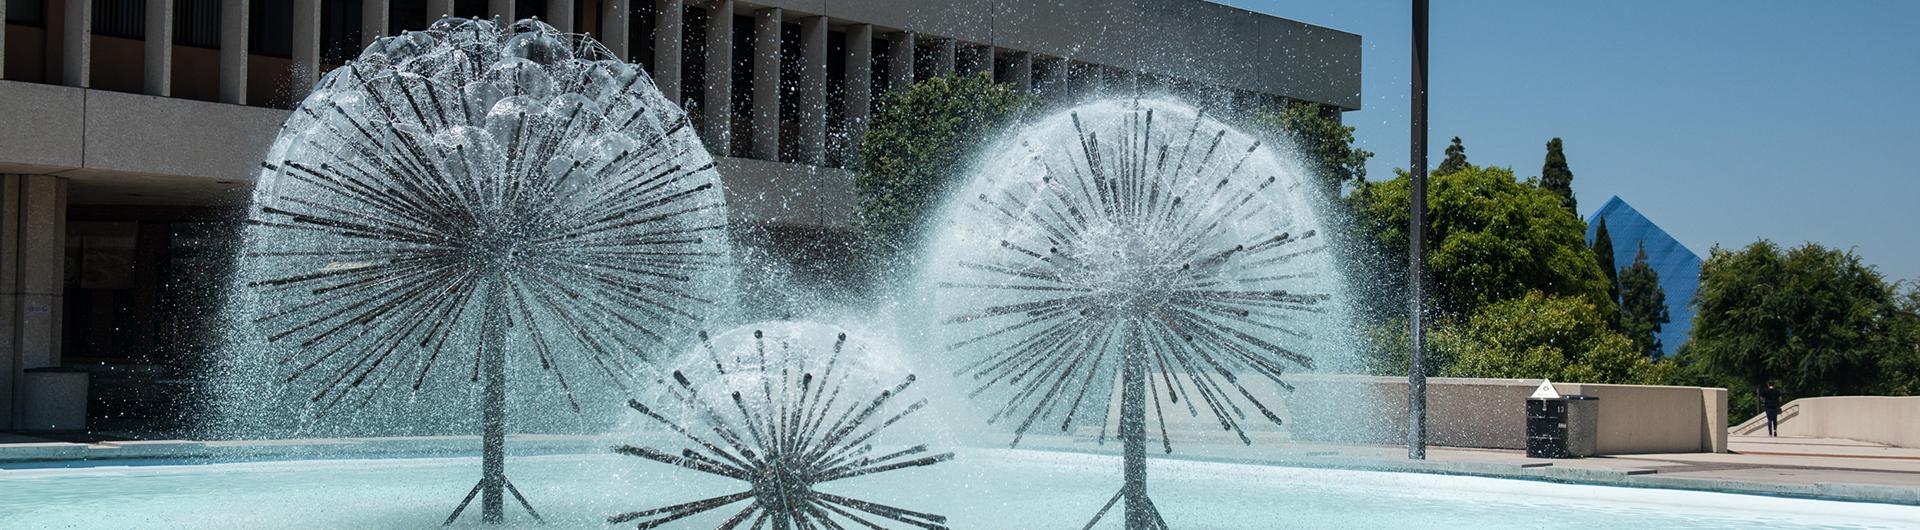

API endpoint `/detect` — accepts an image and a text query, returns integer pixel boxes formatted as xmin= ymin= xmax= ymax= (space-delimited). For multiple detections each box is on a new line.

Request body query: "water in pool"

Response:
xmin=2 ymin=448 xmax=1914 ymax=529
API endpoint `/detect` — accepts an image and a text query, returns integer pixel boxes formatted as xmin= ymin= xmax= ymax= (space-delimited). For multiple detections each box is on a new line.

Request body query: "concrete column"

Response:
xmin=935 ymin=38 xmax=955 ymax=77
xmin=887 ymin=32 xmax=913 ymax=92
xmin=145 ymin=0 xmax=175 ymax=96
xmin=0 ymin=175 xmax=18 ymax=431
xmin=701 ymin=0 xmax=733 ymax=153
xmin=488 ymin=0 xmax=513 ymax=21
xmin=427 ymin=0 xmax=453 ymax=18
xmin=654 ymin=0 xmax=684 ymax=104
xmin=749 ymin=7 xmax=781 ymax=161
xmin=547 ymin=0 xmax=575 ymax=32
xmin=3 ymin=175 xmax=69 ymax=430
xmin=1009 ymin=51 xmax=1032 ymax=93
xmin=292 ymin=0 xmax=322 ymax=99
xmin=63 ymin=0 xmax=91 ymax=87
xmin=220 ymin=0 xmax=248 ymax=105
xmin=844 ymin=24 xmax=873 ymax=148
xmin=796 ymin=16 xmax=825 ymax=165
xmin=362 ymin=0 xmax=391 ymax=47
xmin=602 ymin=0 xmax=631 ymax=61
xmin=1046 ymin=56 xmax=1071 ymax=94
xmin=967 ymin=45 xmax=992 ymax=78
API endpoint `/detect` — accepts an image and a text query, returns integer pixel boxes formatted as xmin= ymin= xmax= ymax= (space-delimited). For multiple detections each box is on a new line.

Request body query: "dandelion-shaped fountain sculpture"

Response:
xmin=233 ymin=17 xmax=731 ymax=524
xmin=923 ymin=99 xmax=1343 ymax=529
xmin=614 ymin=323 xmax=952 ymax=529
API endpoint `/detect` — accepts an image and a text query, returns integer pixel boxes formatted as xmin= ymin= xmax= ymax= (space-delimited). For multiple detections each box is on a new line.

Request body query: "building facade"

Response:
xmin=1587 ymin=196 xmax=1703 ymax=358
xmin=0 ymin=0 xmax=1361 ymax=432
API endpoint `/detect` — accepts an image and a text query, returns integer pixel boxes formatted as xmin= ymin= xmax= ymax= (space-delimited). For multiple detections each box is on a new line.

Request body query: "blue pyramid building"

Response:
xmin=1586 ymin=196 xmax=1702 ymax=358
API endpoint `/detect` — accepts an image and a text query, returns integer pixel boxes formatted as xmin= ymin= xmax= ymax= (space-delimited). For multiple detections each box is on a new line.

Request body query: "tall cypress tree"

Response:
xmin=1436 ymin=136 xmax=1469 ymax=175
xmin=1541 ymin=137 xmax=1576 ymax=212
xmin=1592 ymin=217 xmax=1619 ymax=305
xmin=1618 ymin=243 xmax=1670 ymax=357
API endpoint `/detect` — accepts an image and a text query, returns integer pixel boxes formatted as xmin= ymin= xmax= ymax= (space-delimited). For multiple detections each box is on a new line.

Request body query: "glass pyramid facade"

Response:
xmin=1586 ymin=196 xmax=1702 ymax=358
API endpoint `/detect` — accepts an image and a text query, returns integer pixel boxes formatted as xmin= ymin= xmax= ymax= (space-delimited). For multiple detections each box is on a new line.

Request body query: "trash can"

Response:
xmin=1526 ymin=395 xmax=1598 ymax=458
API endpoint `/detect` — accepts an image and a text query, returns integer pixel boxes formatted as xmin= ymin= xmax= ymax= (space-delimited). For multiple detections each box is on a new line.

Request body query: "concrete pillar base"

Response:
xmin=20 ymin=368 xmax=87 ymax=432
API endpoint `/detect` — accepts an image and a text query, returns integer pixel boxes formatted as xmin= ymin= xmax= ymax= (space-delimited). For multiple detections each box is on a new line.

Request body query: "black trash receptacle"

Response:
xmin=1527 ymin=395 xmax=1599 ymax=458
xmin=1527 ymin=397 xmax=1571 ymax=458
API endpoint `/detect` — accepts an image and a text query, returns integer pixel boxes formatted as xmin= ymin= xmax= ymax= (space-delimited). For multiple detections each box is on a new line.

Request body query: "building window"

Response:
xmin=6 ymin=0 xmax=45 ymax=26
xmin=320 ymin=0 xmax=364 ymax=64
xmin=174 ymin=0 xmax=222 ymax=48
xmin=249 ymin=0 xmax=293 ymax=58
xmin=91 ymin=0 xmax=146 ymax=39
xmin=514 ymin=0 xmax=547 ymax=23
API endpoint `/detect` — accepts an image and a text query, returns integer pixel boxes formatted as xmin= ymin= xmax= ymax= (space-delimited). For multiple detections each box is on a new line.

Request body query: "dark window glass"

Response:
xmin=321 ymin=0 xmax=364 ymax=64
xmin=91 ymin=0 xmax=145 ymax=39
xmin=390 ymin=0 xmax=426 ymax=34
xmin=454 ymin=0 xmax=485 ymax=18
xmin=174 ymin=0 xmax=222 ymax=48
xmin=249 ymin=0 xmax=292 ymax=58
xmin=515 ymin=0 xmax=546 ymax=23
xmin=6 ymin=0 xmax=46 ymax=25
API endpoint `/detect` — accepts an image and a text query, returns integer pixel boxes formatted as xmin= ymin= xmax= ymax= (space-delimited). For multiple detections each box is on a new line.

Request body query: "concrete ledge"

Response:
xmin=0 ymin=434 xmax=618 ymax=464
xmin=0 ymin=441 xmax=89 ymax=461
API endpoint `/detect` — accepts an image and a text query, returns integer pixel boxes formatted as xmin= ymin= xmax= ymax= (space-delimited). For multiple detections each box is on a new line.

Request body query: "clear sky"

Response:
xmin=1213 ymin=0 xmax=1920 ymax=283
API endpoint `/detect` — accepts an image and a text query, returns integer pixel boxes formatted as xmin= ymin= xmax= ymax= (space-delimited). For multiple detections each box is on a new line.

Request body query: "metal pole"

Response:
xmin=480 ymin=282 xmax=509 ymax=523
xmin=1121 ymin=344 xmax=1150 ymax=530
xmin=1408 ymin=0 xmax=1430 ymax=461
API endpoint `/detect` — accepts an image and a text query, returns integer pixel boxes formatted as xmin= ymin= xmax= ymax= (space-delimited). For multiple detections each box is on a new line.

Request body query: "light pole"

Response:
xmin=1408 ymin=0 xmax=1430 ymax=460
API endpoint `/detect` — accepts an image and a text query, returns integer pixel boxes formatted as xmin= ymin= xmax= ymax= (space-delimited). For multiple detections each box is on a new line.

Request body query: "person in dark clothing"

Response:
xmin=1759 ymin=381 xmax=1784 ymax=437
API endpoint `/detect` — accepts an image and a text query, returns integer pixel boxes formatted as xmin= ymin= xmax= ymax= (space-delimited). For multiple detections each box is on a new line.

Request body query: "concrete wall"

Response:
xmin=1733 ymin=396 xmax=1920 ymax=448
xmin=1111 ymin=374 xmax=1730 ymax=455
xmin=751 ymin=0 xmax=1362 ymax=110
xmin=0 ymin=81 xmax=860 ymax=229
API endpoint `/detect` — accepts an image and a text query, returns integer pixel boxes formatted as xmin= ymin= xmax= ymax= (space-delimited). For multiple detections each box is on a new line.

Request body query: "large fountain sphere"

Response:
xmin=921 ymin=98 xmax=1354 ymax=447
xmin=214 ymin=17 xmax=733 ymax=437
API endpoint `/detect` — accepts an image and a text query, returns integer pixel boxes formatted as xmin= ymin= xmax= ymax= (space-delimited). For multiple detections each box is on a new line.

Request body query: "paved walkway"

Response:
xmin=1018 ymin=434 xmax=1920 ymax=505
xmin=4 ymin=432 xmax=1917 ymax=505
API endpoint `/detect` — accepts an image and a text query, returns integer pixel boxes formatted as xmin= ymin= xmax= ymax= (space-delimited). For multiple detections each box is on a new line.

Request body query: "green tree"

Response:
xmin=1877 ymin=284 xmax=1920 ymax=395
xmin=1436 ymin=136 xmax=1469 ymax=175
xmin=1592 ymin=217 xmax=1620 ymax=306
xmin=1618 ymin=243 xmax=1669 ymax=357
xmin=1690 ymin=241 xmax=1894 ymax=401
xmin=1254 ymin=101 xmax=1374 ymax=198
xmin=1540 ymin=137 xmax=1576 ymax=213
xmin=854 ymin=73 xmax=1030 ymax=265
xmin=1347 ymin=163 xmax=1616 ymax=318
xmin=1440 ymin=292 xmax=1669 ymax=384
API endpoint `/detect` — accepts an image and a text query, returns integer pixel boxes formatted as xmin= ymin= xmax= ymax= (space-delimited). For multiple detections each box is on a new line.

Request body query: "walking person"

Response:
xmin=1759 ymin=381 xmax=1784 ymax=437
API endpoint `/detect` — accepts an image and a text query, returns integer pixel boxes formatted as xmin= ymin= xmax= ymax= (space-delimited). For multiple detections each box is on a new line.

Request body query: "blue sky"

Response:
xmin=1214 ymin=0 xmax=1920 ymax=283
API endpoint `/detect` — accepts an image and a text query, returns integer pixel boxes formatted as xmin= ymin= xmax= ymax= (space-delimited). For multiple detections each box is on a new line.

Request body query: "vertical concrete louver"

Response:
xmin=701 ymin=0 xmax=734 ymax=153
xmin=144 ymin=0 xmax=173 ymax=96
xmin=291 ymin=0 xmax=321 ymax=100
xmin=654 ymin=0 xmax=684 ymax=104
xmin=219 ymin=0 xmax=247 ymax=104
xmin=750 ymin=7 xmax=781 ymax=161
xmin=796 ymin=16 xmax=826 ymax=165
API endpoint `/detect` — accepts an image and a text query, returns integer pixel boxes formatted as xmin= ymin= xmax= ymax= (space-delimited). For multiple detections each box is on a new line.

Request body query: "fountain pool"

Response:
xmin=2 ymin=448 xmax=1914 ymax=528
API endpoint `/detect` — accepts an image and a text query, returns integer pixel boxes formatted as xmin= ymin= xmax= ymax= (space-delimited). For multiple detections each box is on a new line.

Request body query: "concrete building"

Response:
xmin=0 ymin=0 xmax=1361 ymax=432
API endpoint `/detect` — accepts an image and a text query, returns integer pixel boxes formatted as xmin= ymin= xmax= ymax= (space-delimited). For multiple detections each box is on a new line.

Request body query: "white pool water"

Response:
xmin=1 ymin=448 xmax=1914 ymax=529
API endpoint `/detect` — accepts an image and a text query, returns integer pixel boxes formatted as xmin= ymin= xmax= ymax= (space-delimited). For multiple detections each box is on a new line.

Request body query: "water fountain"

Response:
xmin=218 ymin=17 xmax=732 ymax=524
xmin=6 ymin=17 xmax=1915 ymax=530
xmin=614 ymin=322 xmax=950 ymax=529
xmin=919 ymin=98 xmax=1350 ymax=529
